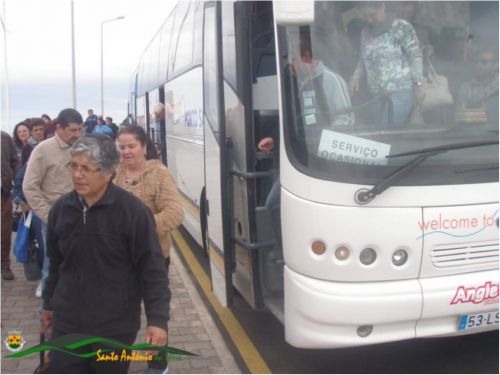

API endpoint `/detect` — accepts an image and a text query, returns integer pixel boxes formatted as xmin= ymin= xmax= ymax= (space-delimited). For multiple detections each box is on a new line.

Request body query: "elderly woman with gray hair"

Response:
xmin=41 ymin=134 xmax=170 ymax=374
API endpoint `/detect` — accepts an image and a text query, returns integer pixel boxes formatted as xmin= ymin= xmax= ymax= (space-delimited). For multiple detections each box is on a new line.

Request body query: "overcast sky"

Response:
xmin=1 ymin=0 xmax=176 ymax=133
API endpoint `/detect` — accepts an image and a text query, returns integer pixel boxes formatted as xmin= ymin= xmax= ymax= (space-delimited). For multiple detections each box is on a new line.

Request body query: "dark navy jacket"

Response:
xmin=43 ymin=183 xmax=170 ymax=336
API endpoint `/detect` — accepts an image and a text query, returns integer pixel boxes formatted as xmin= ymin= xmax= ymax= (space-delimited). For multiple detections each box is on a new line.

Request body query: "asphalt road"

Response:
xmin=231 ymin=294 xmax=499 ymax=374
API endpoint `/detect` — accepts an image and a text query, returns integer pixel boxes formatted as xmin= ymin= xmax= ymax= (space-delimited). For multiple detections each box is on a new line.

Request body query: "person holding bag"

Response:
xmin=349 ymin=2 xmax=424 ymax=126
xmin=419 ymin=56 xmax=453 ymax=113
xmin=13 ymin=210 xmax=32 ymax=263
xmin=12 ymin=129 xmax=46 ymax=294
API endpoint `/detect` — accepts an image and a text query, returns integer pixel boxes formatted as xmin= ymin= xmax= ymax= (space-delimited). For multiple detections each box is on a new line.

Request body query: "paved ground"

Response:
xmin=1 ymin=243 xmax=240 ymax=374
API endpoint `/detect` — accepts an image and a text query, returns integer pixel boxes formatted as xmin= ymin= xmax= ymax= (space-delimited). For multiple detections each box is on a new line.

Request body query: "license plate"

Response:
xmin=458 ymin=311 xmax=499 ymax=330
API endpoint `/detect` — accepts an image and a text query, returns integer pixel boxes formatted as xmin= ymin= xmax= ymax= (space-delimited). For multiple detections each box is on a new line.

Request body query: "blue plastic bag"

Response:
xmin=13 ymin=211 xmax=32 ymax=263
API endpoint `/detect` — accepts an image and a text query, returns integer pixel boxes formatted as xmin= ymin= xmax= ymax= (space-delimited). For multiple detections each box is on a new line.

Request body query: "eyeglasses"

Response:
xmin=65 ymin=162 xmax=101 ymax=176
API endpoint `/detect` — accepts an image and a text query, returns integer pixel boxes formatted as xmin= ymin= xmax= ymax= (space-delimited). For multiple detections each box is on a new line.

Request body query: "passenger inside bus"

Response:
xmin=349 ymin=1 xmax=424 ymax=126
xmin=395 ymin=1 xmax=438 ymax=60
xmin=434 ymin=26 xmax=472 ymax=97
xmin=260 ymin=32 xmax=355 ymax=247
xmin=454 ymin=48 xmax=499 ymax=125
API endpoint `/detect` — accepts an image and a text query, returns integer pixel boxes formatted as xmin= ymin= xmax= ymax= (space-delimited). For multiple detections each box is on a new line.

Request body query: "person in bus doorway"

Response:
xmin=349 ymin=1 xmax=424 ymax=126
xmin=42 ymin=134 xmax=170 ymax=373
xmin=257 ymin=136 xmax=282 ymax=248
xmin=115 ymin=126 xmax=183 ymax=373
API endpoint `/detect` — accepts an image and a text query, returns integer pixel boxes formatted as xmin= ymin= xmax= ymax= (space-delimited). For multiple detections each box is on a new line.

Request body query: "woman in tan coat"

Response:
xmin=115 ymin=126 xmax=183 ymax=373
xmin=115 ymin=126 xmax=184 ymax=266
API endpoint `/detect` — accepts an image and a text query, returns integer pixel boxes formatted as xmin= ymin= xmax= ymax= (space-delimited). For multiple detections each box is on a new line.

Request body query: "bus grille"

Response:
xmin=431 ymin=241 xmax=499 ymax=268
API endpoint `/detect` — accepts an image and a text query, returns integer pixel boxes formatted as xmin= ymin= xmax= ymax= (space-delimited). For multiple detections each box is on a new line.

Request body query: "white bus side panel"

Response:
xmin=419 ymin=204 xmax=499 ymax=278
xmin=285 ymin=266 xmax=498 ymax=349
xmin=284 ymin=267 xmax=422 ymax=349
xmin=165 ymin=68 xmax=205 ymax=243
xmin=282 ymin=189 xmax=422 ymax=282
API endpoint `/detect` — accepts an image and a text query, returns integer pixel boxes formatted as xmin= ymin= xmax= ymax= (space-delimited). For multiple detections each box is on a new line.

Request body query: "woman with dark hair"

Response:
xmin=115 ymin=126 xmax=183 ymax=373
xmin=41 ymin=114 xmax=51 ymax=123
xmin=42 ymin=134 xmax=171 ymax=373
xmin=12 ymin=122 xmax=30 ymax=160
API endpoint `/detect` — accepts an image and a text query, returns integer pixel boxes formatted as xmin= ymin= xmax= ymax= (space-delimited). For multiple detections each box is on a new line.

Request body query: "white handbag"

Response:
xmin=420 ymin=59 xmax=453 ymax=112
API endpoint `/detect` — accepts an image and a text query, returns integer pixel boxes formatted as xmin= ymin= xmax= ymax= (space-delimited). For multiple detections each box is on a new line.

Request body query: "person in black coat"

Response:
xmin=42 ymin=134 xmax=170 ymax=373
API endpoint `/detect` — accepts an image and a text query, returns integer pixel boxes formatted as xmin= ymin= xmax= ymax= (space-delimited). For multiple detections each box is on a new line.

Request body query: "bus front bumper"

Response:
xmin=284 ymin=266 xmax=499 ymax=349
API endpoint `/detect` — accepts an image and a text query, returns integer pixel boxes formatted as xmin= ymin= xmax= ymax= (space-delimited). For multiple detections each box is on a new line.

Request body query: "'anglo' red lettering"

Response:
xmin=450 ymin=281 xmax=499 ymax=305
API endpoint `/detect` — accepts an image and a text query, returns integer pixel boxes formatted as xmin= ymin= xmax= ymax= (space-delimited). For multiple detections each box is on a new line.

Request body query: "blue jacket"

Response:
xmin=12 ymin=164 xmax=27 ymax=205
xmin=92 ymin=124 xmax=113 ymax=135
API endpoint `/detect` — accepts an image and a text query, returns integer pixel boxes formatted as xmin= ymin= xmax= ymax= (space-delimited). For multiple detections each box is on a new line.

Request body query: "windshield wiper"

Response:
xmin=354 ymin=140 xmax=499 ymax=205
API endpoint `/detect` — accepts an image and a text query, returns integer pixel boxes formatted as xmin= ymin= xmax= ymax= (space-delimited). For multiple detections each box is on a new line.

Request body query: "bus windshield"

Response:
xmin=277 ymin=1 xmax=499 ymax=186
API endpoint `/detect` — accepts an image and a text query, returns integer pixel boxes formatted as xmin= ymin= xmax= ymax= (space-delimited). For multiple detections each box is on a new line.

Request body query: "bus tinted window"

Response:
xmin=193 ymin=1 xmax=204 ymax=66
xmin=278 ymin=1 xmax=498 ymax=186
xmin=204 ymin=4 xmax=219 ymax=134
xmin=169 ymin=2 xmax=190 ymax=77
xmin=145 ymin=36 xmax=160 ymax=91
xmin=159 ymin=16 xmax=174 ymax=83
xmin=222 ymin=1 xmax=237 ymax=89
xmin=173 ymin=2 xmax=195 ymax=74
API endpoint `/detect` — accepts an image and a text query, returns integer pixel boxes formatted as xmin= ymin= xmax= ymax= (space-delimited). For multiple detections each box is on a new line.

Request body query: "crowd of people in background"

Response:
xmin=83 ymin=109 xmax=120 ymax=139
xmin=1 ymin=109 xmax=179 ymax=373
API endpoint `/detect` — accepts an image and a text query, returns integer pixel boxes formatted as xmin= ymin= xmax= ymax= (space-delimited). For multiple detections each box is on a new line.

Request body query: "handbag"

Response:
xmin=13 ymin=211 xmax=32 ymax=263
xmin=23 ymin=242 xmax=42 ymax=281
xmin=420 ymin=59 xmax=453 ymax=112
xmin=455 ymin=106 xmax=488 ymax=124
xmin=12 ymin=204 xmax=23 ymax=232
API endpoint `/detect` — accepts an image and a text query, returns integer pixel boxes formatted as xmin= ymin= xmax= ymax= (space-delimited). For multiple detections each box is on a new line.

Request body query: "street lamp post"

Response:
xmin=100 ymin=16 xmax=124 ymax=116
xmin=71 ymin=0 xmax=76 ymax=108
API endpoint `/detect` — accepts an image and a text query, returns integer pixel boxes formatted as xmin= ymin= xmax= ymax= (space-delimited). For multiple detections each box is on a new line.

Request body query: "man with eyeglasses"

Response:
xmin=455 ymin=49 xmax=499 ymax=124
xmin=23 ymin=108 xmax=83 ymax=298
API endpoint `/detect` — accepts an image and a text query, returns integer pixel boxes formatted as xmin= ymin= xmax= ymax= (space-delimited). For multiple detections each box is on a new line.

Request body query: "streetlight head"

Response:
xmin=117 ymin=16 xmax=125 ymax=20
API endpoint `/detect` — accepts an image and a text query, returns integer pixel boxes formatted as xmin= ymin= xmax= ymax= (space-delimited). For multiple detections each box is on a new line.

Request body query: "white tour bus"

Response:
xmin=128 ymin=1 xmax=499 ymax=348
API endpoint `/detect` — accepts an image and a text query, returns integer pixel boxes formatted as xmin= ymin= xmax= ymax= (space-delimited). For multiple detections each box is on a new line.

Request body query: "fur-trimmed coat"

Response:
xmin=115 ymin=160 xmax=184 ymax=258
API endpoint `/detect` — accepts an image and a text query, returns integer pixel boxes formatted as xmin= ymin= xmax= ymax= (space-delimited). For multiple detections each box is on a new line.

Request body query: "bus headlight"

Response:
xmin=359 ymin=248 xmax=376 ymax=265
xmin=311 ymin=240 xmax=326 ymax=255
xmin=335 ymin=246 xmax=350 ymax=261
xmin=392 ymin=249 xmax=408 ymax=266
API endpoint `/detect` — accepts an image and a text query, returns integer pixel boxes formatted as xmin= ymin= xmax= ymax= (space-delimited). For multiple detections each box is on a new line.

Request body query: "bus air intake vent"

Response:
xmin=431 ymin=240 xmax=499 ymax=268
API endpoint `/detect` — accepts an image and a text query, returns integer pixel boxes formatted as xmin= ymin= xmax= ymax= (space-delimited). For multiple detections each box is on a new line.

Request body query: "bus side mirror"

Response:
xmin=273 ymin=0 xmax=315 ymax=26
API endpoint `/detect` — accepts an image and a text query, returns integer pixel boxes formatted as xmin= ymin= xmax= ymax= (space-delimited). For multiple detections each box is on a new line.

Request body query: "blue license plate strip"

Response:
xmin=459 ymin=311 xmax=499 ymax=330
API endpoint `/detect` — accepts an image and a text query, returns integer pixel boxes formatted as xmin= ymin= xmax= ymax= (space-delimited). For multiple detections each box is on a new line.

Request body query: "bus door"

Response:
xmin=223 ymin=1 xmax=282 ymax=314
xmin=203 ymin=1 xmax=232 ymax=307
xmin=248 ymin=1 xmax=283 ymax=319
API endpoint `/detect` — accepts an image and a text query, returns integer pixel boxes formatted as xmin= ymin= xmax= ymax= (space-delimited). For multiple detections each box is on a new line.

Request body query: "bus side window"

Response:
xmin=252 ymin=32 xmax=277 ymax=82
